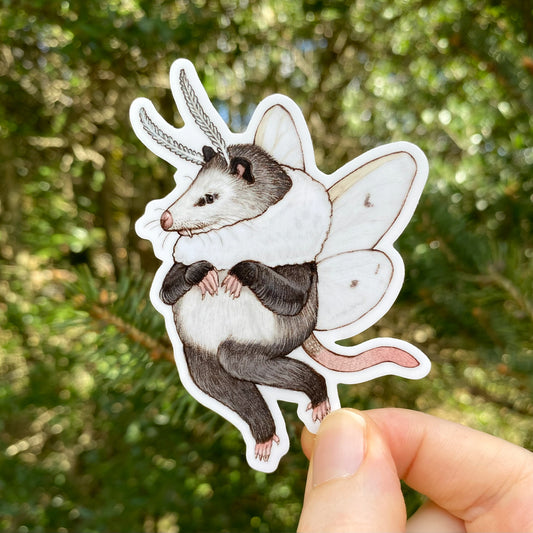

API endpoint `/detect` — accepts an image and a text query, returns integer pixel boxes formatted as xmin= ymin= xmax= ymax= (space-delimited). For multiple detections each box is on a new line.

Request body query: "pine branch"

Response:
xmin=69 ymin=267 xmax=173 ymax=364
xmin=468 ymin=384 xmax=533 ymax=417
xmin=88 ymin=303 xmax=174 ymax=363
xmin=465 ymin=268 xmax=533 ymax=323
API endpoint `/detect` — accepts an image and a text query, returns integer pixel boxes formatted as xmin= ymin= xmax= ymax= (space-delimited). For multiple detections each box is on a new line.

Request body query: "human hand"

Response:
xmin=298 ymin=408 xmax=533 ymax=532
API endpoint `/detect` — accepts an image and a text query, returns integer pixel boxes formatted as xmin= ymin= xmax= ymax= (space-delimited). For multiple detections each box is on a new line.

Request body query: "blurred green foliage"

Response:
xmin=1 ymin=0 xmax=532 ymax=531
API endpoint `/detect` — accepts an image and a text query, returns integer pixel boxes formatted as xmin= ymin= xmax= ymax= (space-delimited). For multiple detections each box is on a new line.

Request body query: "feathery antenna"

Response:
xmin=139 ymin=107 xmax=204 ymax=166
xmin=179 ymin=69 xmax=230 ymax=164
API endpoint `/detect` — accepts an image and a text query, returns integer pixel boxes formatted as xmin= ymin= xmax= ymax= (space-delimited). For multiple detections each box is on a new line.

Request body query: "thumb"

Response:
xmin=298 ymin=409 xmax=406 ymax=533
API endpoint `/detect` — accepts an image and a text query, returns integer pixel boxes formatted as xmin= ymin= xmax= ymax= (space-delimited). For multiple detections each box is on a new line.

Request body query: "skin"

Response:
xmin=298 ymin=408 xmax=533 ymax=532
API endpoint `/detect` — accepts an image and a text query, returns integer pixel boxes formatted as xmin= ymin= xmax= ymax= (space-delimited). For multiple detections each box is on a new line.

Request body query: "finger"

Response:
xmin=224 ymin=275 xmax=235 ymax=294
xmin=263 ymin=441 xmax=272 ymax=461
xmin=301 ymin=426 xmax=314 ymax=460
xmin=205 ymin=270 xmax=214 ymax=293
xmin=234 ymin=280 xmax=242 ymax=298
xmin=198 ymin=280 xmax=207 ymax=298
xmin=210 ymin=269 xmax=219 ymax=289
xmin=204 ymin=278 xmax=215 ymax=296
xmin=298 ymin=409 xmax=405 ymax=533
xmin=368 ymin=408 xmax=533 ymax=532
xmin=206 ymin=270 xmax=218 ymax=294
xmin=406 ymin=501 xmax=466 ymax=533
xmin=228 ymin=276 xmax=238 ymax=296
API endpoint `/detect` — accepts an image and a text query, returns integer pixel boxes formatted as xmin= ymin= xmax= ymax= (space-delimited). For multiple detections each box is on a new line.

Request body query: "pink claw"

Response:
xmin=307 ymin=399 xmax=331 ymax=422
xmin=206 ymin=269 xmax=219 ymax=295
xmin=221 ymin=275 xmax=231 ymax=291
xmin=198 ymin=280 xmax=207 ymax=299
xmin=254 ymin=434 xmax=279 ymax=462
xmin=197 ymin=269 xmax=218 ymax=298
xmin=222 ymin=274 xmax=242 ymax=299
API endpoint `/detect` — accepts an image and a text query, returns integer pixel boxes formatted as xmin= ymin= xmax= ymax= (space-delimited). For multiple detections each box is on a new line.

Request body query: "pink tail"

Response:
xmin=302 ymin=334 xmax=419 ymax=372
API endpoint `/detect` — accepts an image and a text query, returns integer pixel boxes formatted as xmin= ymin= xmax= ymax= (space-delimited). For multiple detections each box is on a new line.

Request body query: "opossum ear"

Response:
xmin=202 ymin=145 xmax=217 ymax=162
xmin=254 ymin=104 xmax=305 ymax=171
xmin=230 ymin=157 xmax=254 ymax=184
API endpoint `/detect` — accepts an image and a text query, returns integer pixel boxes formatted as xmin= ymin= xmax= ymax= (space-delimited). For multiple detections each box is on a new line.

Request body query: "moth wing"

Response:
xmin=315 ymin=250 xmax=396 ymax=332
xmin=316 ymin=144 xmax=428 ymax=335
xmin=254 ymin=104 xmax=305 ymax=170
xmin=318 ymin=148 xmax=426 ymax=260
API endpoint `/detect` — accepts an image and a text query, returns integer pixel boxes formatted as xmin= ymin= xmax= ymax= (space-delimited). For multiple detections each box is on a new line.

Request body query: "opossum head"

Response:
xmin=160 ymin=143 xmax=292 ymax=236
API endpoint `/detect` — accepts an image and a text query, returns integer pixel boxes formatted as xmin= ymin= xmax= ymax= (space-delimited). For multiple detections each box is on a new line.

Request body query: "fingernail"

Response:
xmin=312 ymin=410 xmax=366 ymax=487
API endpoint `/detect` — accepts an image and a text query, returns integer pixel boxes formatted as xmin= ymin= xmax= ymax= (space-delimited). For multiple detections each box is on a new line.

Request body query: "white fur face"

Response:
xmin=164 ymin=165 xmax=263 ymax=235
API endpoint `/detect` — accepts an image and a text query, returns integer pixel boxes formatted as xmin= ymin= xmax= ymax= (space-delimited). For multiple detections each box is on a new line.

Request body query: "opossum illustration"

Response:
xmin=131 ymin=59 xmax=430 ymax=471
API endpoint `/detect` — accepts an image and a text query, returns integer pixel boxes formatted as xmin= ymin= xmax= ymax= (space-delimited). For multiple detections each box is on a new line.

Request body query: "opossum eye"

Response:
xmin=195 ymin=193 xmax=218 ymax=207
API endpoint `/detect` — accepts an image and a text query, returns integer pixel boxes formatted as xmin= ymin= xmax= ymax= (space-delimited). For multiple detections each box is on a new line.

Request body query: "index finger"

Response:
xmin=367 ymin=408 xmax=533 ymax=532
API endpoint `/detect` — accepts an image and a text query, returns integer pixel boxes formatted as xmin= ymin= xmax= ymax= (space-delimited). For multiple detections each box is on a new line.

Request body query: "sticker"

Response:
xmin=130 ymin=59 xmax=431 ymax=472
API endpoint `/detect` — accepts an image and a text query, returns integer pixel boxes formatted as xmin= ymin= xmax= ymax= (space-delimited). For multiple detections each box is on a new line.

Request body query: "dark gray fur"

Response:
xmin=161 ymin=260 xmax=327 ymax=444
xmin=201 ymin=143 xmax=292 ymax=216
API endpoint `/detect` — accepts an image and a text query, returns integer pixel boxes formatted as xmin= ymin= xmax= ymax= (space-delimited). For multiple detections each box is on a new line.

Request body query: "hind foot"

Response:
xmin=255 ymin=434 xmax=280 ymax=462
xmin=307 ymin=399 xmax=331 ymax=423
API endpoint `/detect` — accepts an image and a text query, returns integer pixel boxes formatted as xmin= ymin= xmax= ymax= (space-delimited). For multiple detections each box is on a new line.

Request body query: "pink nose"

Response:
xmin=160 ymin=210 xmax=173 ymax=230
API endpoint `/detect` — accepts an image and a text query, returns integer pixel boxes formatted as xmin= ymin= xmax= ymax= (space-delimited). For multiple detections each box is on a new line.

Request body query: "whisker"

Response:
xmin=152 ymin=230 xmax=164 ymax=245
xmin=162 ymin=232 xmax=175 ymax=250
xmin=144 ymin=219 xmax=161 ymax=230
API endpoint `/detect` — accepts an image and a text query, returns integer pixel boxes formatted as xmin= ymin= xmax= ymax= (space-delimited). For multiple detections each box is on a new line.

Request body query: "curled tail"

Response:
xmin=302 ymin=333 xmax=420 ymax=372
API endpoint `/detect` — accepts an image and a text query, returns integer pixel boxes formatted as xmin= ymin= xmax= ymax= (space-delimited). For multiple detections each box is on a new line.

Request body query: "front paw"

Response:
xmin=185 ymin=261 xmax=218 ymax=298
xmin=197 ymin=269 xmax=219 ymax=298
xmin=184 ymin=261 xmax=214 ymax=284
xmin=221 ymin=273 xmax=242 ymax=299
xmin=228 ymin=261 xmax=259 ymax=287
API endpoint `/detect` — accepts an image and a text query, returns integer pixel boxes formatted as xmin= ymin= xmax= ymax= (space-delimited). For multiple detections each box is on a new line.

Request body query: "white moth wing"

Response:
xmin=318 ymin=151 xmax=419 ymax=260
xmin=254 ymin=104 xmax=305 ymax=170
xmin=315 ymin=145 xmax=427 ymax=334
xmin=316 ymin=250 xmax=394 ymax=331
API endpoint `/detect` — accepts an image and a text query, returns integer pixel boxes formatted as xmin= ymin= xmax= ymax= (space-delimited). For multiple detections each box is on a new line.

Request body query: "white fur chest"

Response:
xmin=172 ymin=270 xmax=279 ymax=353
xmin=173 ymin=169 xmax=332 ymax=270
